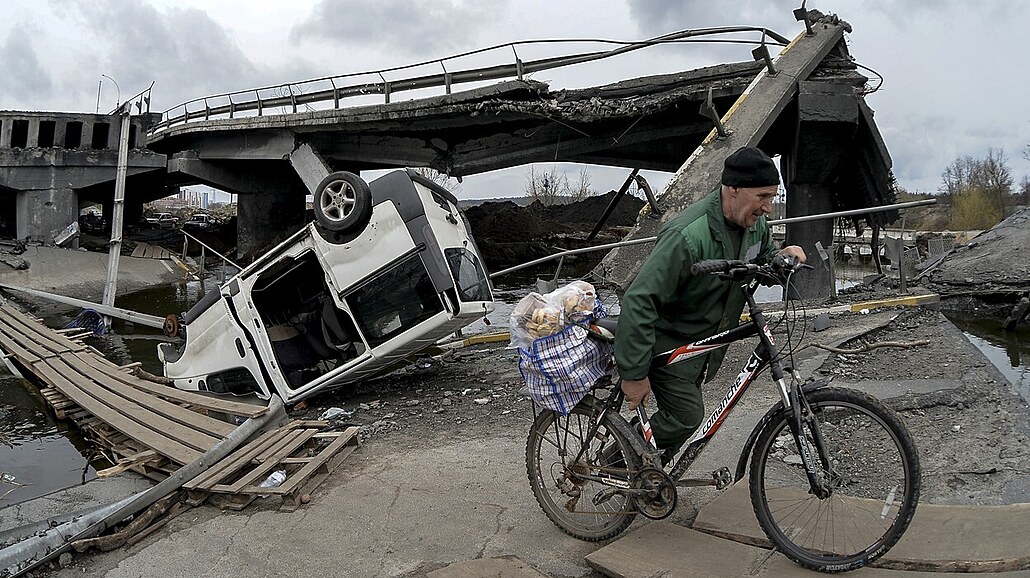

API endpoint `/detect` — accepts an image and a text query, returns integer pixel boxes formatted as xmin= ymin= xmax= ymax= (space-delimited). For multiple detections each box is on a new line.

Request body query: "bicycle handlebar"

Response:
xmin=690 ymin=259 xmax=738 ymax=275
xmin=691 ymin=256 xmax=811 ymax=279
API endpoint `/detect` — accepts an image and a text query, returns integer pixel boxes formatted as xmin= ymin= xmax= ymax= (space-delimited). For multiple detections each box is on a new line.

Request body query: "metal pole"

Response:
xmin=101 ymin=108 xmax=131 ymax=328
xmin=488 ymin=198 xmax=938 ymax=279
xmin=767 ymin=198 xmax=937 ymax=226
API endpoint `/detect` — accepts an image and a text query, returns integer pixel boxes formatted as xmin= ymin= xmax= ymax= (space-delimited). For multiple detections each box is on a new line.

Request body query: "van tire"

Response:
xmin=313 ymin=171 xmax=373 ymax=233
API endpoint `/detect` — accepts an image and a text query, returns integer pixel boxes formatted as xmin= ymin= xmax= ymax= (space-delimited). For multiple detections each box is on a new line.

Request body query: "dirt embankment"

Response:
xmin=464 ymin=191 xmax=645 ymax=272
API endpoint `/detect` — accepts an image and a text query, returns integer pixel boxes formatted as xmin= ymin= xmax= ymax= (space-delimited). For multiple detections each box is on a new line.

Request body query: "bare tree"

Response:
xmin=523 ymin=166 xmax=569 ymax=206
xmin=940 ymin=148 xmax=1014 ymax=228
xmin=569 ymin=166 xmax=595 ymax=201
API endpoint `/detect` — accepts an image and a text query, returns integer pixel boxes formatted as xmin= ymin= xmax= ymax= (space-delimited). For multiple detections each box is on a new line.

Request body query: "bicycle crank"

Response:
xmin=632 ymin=467 xmax=677 ymax=520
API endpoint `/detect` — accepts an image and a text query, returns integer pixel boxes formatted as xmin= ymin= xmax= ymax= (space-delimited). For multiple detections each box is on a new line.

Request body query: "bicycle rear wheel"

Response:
xmin=526 ymin=396 xmax=641 ymax=541
xmin=749 ymin=387 xmax=920 ymax=572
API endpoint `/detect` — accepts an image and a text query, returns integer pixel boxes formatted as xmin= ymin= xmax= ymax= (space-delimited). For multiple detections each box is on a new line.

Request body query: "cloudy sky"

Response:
xmin=2 ymin=0 xmax=1027 ymax=200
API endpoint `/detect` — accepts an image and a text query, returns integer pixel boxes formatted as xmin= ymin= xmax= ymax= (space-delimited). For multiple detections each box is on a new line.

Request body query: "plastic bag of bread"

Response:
xmin=553 ymin=280 xmax=596 ymax=321
xmin=509 ymin=292 xmax=563 ymax=350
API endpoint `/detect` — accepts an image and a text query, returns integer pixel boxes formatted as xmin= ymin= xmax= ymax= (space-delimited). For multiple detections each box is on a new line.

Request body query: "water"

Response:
xmin=0 ymin=279 xmax=211 ymax=509
xmin=0 ymin=379 xmax=100 ymax=508
xmin=944 ymin=312 xmax=1030 ymax=404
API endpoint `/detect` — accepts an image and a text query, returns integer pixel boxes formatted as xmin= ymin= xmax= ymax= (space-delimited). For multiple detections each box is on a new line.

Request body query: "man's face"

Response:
xmin=725 ymin=185 xmax=776 ymax=228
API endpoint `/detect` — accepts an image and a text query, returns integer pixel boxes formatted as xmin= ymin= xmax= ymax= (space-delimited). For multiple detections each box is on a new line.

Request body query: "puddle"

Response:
xmin=944 ymin=312 xmax=1030 ymax=404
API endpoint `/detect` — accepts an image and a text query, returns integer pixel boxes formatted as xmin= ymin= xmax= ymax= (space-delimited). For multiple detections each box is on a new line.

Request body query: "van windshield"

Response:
xmin=445 ymin=248 xmax=491 ymax=303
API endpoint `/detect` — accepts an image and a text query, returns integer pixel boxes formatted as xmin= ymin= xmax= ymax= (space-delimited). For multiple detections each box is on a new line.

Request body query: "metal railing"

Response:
xmin=488 ymin=199 xmax=939 ymax=279
xmin=150 ymin=26 xmax=790 ymax=137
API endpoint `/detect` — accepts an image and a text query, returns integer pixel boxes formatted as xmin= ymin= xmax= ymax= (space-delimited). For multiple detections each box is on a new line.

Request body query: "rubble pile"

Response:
xmin=463 ymin=190 xmax=645 ymax=272
xmin=922 ymin=208 xmax=1030 ymax=295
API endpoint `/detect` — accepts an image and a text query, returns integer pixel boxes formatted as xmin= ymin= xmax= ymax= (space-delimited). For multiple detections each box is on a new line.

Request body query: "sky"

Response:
xmin=2 ymin=0 xmax=1028 ymax=201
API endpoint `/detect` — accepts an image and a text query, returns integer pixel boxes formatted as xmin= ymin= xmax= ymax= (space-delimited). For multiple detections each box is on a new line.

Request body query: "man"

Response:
xmin=614 ymin=146 xmax=806 ymax=463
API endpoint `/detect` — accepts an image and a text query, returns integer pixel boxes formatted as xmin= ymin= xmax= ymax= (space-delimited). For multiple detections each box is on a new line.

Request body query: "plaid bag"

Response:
xmin=517 ymin=304 xmax=612 ymax=415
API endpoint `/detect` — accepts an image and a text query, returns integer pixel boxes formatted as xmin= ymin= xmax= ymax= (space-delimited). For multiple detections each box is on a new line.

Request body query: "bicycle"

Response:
xmin=525 ymin=258 xmax=921 ymax=573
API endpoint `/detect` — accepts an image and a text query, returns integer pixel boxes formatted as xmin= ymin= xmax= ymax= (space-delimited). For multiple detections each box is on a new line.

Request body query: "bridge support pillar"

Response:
xmin=784 ymin=184 xmax=834 ymax=298
xmin=237 ymin=188 xmax=306 ymax=260
xmin=16 ymin=188 xmax=79 ymax=246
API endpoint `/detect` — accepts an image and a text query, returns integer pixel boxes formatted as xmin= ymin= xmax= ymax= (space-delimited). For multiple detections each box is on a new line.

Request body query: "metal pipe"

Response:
xmin=180 ymin=229 xmax=241 ymax=270
xmin=487 ymin=198 xmax=938 ymax=279
xmin=0 ymin=396 xmax=285 ymax=577
xmin=0 ymin=284 xmax=165 ymax=329
xmin=488 ymin=237 xmax=656 ymax=279
xmin=767 ymin=198 xmax=937 ymax=225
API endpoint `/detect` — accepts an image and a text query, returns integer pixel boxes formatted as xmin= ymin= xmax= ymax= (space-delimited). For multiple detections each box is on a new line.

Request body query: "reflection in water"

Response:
xmin=0 ymin=377 xmax=100 ymax=507
xmin=944 ymin=312 xmax=1030 ymax=404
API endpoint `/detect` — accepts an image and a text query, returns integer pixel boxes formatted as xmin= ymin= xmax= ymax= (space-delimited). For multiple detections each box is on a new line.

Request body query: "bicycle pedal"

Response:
xmin=712 ymin=467 xmax=732 ymax=489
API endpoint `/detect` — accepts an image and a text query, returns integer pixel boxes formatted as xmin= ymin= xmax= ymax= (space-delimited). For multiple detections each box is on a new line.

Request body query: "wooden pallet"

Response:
xmin=184 ymin=425 xmax=359 ymax=511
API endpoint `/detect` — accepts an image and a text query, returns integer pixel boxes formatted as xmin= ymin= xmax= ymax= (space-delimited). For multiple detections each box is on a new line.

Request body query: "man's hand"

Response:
xmin=778 ymin=245 xmax=807 ymax=264
xmin=621 ymin=377 xmax=651 ymax=410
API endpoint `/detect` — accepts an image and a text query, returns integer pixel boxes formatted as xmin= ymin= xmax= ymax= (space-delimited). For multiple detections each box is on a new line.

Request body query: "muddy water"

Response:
xmin=0 ymin=280 xmax=212 ymax=509
xmin=944 ymin=312 xmax=1030 ymax=404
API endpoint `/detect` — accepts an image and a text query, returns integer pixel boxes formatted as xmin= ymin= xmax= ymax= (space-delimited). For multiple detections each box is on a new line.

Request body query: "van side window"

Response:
xmin=347 ymin=254 xmax=444 ymax=347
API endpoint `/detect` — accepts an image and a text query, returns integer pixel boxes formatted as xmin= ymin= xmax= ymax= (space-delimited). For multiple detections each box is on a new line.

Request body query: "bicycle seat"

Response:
xmin=591 ymin=316 xmax=619 ymax=340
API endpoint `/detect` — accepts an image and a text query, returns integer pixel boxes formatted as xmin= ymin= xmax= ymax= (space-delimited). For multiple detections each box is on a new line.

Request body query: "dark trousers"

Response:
xmin=648 ymin=355 xmax=707 ymax=451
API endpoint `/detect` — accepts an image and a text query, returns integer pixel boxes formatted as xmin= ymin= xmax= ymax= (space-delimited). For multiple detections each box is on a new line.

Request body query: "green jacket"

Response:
xmin=614 ymin=188 xmax=775 ymax=381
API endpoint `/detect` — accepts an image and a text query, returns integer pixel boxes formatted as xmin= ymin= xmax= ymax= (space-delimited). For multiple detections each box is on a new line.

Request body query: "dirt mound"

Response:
xmin=923 ymin=208 xmax=1030 ymax=295
xmin=464 ymin=192 xmax=645 ymax=272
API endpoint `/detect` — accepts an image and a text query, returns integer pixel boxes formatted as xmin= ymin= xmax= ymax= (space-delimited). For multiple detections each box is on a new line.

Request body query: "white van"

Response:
xmin=158 ymin=169 xmax=494 ymax=404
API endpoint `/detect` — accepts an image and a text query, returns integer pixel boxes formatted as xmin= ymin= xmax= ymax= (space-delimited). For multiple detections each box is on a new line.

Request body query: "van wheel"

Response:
xmin=314 ymin=171 xmax=373 ymax=233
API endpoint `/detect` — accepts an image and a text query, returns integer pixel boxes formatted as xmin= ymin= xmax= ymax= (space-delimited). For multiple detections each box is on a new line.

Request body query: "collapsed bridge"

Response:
xmin=0 ymin=9 xmax=896 ymax=297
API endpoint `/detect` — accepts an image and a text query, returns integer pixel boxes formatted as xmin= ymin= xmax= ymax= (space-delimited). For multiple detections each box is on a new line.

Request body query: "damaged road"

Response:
xmin=35 ymin=304 xmax=1030 ymax=578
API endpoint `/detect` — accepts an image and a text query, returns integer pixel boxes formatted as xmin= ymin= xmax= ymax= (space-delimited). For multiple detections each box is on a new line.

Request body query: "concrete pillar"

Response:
xmin=16 ymin=188 xmax=79 ymax=245
xmin=236 ymin=187 xmax=306 ymax=259
xmin=25 ymin=118 xmax=39 ymax=148
xmin=784 ymin=183 xmax=834 ymax=299
xmin=0 ymin=117 xmax=12 ymax=148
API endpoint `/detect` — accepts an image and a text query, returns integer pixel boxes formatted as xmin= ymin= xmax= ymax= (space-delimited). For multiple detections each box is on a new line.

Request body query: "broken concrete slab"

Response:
xmin=691 ymin=482 xmax=1030 ymax=573
xmin=586 ymin=521 xmax=1030 ymax=577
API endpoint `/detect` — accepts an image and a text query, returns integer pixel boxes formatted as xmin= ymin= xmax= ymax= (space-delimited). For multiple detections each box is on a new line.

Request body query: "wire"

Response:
xmin=855 ymin=62 xmax=884 ymax=95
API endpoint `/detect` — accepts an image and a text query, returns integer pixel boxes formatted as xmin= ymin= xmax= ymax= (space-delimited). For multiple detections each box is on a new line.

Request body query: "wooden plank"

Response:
xmin=131 ymin=243 xmax=147 ymax=258
xmin=59 ymin=354 xmax=236 ymax=438
xmin=47 ymin=356 xmax=220 ymax=453
xmin=0 ymin=305 xmax=83 ymax=354
xmin=280 ymin=443 xmax=358 ymax=511
xmin=97 ymin=450 xmax=160 ymax=477
xmin=267 ymin=428 xmax=359 ymax=495
xmin=213 ymin=429 xmax=316 ymax=494
xmin=29 ymin=359 xmax=200 ymax=464
xmin=72 ymin=352 xmax=268 ymax=418
xmin=184 ymin=428 xmax=288 ymax=490
xmin=0 ymin=324 xmax=44 ymax=365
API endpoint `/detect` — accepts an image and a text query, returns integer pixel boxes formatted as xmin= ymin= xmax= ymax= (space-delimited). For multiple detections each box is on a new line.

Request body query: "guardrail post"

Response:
xmin=228 ymin=94 xmax=235 ymax=119
xmin=331 ymin=78 xmax=340 ymax=109
xmin=203 ymin=98 xmax=210 ymax=120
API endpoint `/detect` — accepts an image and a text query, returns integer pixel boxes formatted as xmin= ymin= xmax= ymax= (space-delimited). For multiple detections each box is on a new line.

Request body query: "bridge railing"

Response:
xmin=150 ymin=26 xmax=789 ymax=137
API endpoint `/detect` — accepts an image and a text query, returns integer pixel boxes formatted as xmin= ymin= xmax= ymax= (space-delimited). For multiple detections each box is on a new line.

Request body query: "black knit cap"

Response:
xmin=721 ymin=146 xmax=780 ymax=188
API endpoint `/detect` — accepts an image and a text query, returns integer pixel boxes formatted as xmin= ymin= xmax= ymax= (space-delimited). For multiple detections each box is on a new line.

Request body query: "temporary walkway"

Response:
xmin=0 ymin=301 xmax=357 ymax=510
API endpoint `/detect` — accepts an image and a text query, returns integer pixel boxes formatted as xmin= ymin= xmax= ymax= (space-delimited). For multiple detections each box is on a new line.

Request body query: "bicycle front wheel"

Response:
xmin=749 ymin=387 xmax=920 ymax=573
xmin=527 ymin=397 xmax=641 ymax=541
